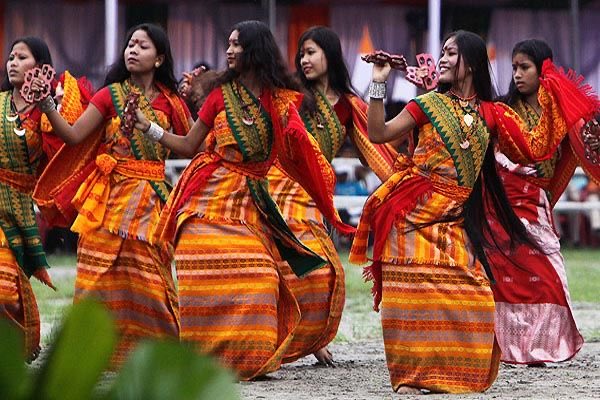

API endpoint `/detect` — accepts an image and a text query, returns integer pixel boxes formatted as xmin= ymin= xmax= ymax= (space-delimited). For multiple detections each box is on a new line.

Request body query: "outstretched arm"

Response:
xmin=134 ymin=109 xmax=208 ymax=158
xmin=367 ymin=63 xmax=417 ymax=144
xmin=41 ymin=99 xmax=105 ymax=145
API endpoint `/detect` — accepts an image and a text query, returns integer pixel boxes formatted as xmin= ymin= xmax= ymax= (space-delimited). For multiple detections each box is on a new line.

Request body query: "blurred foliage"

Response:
xmin=0 ymin=300 xmax=239 ymax=400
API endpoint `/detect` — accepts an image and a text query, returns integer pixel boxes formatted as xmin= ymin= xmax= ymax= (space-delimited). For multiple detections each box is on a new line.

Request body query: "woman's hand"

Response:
xmin=134 ymin=108 xmax=151 ymax=133
xmin=372 ymin=62 xmax=392 ymax=83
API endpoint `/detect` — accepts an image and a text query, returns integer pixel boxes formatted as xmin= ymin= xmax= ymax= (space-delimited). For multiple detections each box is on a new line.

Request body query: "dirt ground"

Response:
xmin=238 ymin=305 xmax=600 ymax=400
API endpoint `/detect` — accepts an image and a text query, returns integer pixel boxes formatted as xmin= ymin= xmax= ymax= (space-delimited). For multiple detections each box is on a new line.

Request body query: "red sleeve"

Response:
xmin=89 ymin=87 xmax=116 ymax=119
xmin=405 ymin=100 xmax=429 ymax=126
xmin=334 ymin=94 xmax=352 ymax=126
xmin=198 ymin=88 xmax=224 ymax=128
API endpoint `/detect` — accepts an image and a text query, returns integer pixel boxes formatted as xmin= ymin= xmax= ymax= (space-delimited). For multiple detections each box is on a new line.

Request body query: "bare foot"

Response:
xmin=313 ymin=347 xmax=335 ymax=367
xmin=527 ymin=362 xmax=547 ymax=368
xmin=397 ymin=386 xmax=423 ymax=395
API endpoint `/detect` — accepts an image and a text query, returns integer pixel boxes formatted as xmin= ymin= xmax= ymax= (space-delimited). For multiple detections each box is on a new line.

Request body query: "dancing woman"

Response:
xmin=34 ymin=23 xmax=191 ymax=365
xmin=0 ymin=36 xmax=61 ymax=360
xmin=267 ymin=26 xmax=397 ymax=365
xmin=486 ymin=39 xmax=598 ymax=365
xmin=136 ymin=20 xmax=352 ymax=380
xmin=350 ymin=30 xmax=597 ymax=394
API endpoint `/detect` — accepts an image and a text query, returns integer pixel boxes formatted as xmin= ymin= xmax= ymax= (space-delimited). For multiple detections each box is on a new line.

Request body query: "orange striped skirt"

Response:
xmin=175 ymin=217 xmax=300 ymax=380
xmin=279 ymin=221 xmax=344 ymax=363
xmin=75 ymin=228 xmax=179 ymax=366
xmin=0 ymin=245 xmax=40 ymax=360
xmin=380 ymin=260 xmax=500 ymax=393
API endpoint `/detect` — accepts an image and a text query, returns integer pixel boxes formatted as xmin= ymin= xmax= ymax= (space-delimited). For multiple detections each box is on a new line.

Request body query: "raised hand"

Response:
xmin=179 ymin=66 xmax=207 ymax=98
xmin=361 ymin=50 xmax=407 ymax=71
xmin=405 ymin=53 xmax=438 ymax=90
xmin=582 ymin=118 xmax=600 ymax=163
xmin=120 ymin=92 xmax=140 ymax=137
xmin=25 ymin=64 xmax=56 ymax=104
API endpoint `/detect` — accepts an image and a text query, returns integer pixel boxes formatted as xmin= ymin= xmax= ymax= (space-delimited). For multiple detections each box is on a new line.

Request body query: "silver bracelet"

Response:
xmin=38 ymin=96 xmax=57 ymax=114
xmin=145 ymin=121 xmax=164 ymax=142
xmin=368 ymin=81 xmax=387 ymax=99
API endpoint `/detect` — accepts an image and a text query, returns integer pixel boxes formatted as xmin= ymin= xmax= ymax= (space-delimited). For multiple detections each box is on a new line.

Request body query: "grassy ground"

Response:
xmin=31 ymin=247 xmax=600 ymax=345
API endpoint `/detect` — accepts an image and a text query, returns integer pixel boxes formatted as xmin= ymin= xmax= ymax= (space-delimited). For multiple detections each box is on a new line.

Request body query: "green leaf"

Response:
xmin=0 ymin=319 xmax=30 ymax=399
xmin=32 ymin=299 xmax=117 ymax=400
xmin=109 ymin=340 xmax=239 ymax=400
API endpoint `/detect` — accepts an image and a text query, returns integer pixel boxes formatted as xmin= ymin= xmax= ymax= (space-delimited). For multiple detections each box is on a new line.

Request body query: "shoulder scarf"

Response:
xmin=302 ymin=89 xmax=345 ymax=162
xmin=110 ymin=80 xmax=191 ymax=202
xmin=0 ymin=91 xmax=49 ymax=277
xmin=223 ymin=81 xmax=326 ymax=276
xmin=33 ymin=81 xmax=190 ymax=227
xmin=302 ymin=92 xmax=397 ymax=181
xmin=512 ymin=99 xmax=559 ymax=180
xmin=346 ymin=94 xmax=398 ymax=181
xmin=156 ymin=82 xmax=353 ymax=277
xmin=414 ymin=92 xmax=489 ymax=188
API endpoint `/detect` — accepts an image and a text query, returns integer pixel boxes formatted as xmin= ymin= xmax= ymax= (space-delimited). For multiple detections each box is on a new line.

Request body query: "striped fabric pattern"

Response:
xmin=380 ymin=258 xmax=500 ymax=393
xmin=0 ymin=238 xmax=40 ymax=359
xmin=487 ymin=110 xmax=583 ymax=363
xmin=75 ymin=228 xmax=179 ymax=367
xmin=378 ymin=184 xmax=499 ymax=393
xmin=268 ymin=165 xmax=344 ymax=362
xmin=175 ymin=218 xmax=300 ymax=379
xmin=350 ymin=97 xmax=501 ymax=392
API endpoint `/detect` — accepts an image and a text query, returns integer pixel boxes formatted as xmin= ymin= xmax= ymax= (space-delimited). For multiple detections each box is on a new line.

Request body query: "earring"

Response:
xmin=155 ymin=62 xmax=160 ymax=68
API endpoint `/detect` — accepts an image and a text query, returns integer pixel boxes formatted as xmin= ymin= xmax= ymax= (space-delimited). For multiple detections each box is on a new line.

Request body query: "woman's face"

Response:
xmin=512 ymin=52 xmax=540 ymax=97
xmin=124 ymin=29 xmax=161 ymax=74
xmin=226 ymin=30 xmax=243 ymax=71
xmin=438 ymin=37 xmax=469 ymax=84
xmin=6 ymin=42 xmax=37 ymax=88
xmin=299 ymin=39 xmax=328 ymax=83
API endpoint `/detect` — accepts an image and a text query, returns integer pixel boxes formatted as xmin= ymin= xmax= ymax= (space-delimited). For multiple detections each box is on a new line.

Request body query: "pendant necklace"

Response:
xmin=235 ymin=82 xmax=262 ymax=126
xmin=8 ymin=96 xmax=30 ymax=136
xmin=315 ymin=113 xmax=325 ymax=129
xmin=448 ymin=90 xmax=478 ymax=149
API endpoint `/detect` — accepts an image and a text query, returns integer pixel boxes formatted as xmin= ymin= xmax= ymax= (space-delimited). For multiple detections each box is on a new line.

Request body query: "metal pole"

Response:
xmin=428 ymin=0 xmax=441 ymax=59
xmin=268 ymin=0 xmax=276 ymax=33
xmin=570 ymin=0 xmax=580 ymax=70
xmin=105 ymin=0 xmax=118 ymax=66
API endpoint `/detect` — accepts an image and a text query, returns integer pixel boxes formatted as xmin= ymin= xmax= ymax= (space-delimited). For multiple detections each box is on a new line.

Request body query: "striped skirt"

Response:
xmin=175 ymin=218 xmax=300 ymax=380
xmin=380 ymin=260 xmax=500 ymax=393
xmin=0 ymin=245 xmax=40 ymax=360
xmin=75 ymin=228 xmax=179 ymax=366
xmin=279 ymin=221 xmax=345 ymax=363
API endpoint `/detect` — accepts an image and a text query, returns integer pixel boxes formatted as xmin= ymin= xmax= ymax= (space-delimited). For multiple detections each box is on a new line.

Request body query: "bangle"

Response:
xmin=368 ymin=81 xmax=386 ymax=99
xmin=145 ymin=121 xmax=164 ymax=142
xmin=38 ymin=96 xmax=57 ymax=114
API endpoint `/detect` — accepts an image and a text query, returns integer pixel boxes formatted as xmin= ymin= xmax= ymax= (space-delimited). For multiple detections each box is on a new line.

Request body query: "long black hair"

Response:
xmin=437 ymin=31 xmax=532 ymax=280
xmin=294 ymin=26 xmax=355 ymax=115
xmin=208 ymin=20 xmax=299 ymax=93
xmin=103 ymin=23 xmax=178 ymax=92
xmin=1 ymin=36 xmax=53 ymax=91
xmin=501 ymin=39 xmax=553 ymax=106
